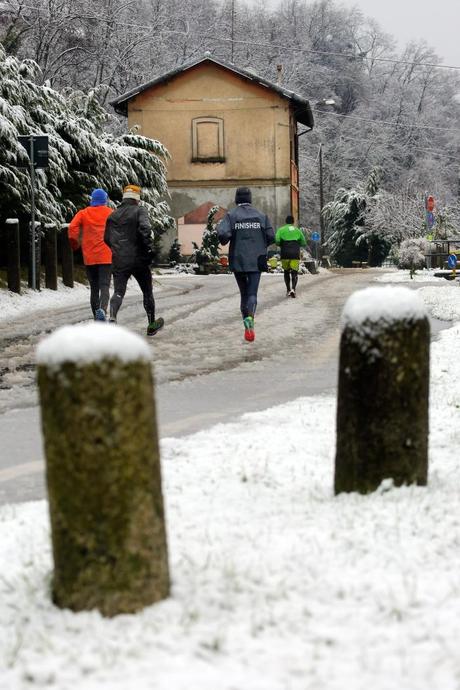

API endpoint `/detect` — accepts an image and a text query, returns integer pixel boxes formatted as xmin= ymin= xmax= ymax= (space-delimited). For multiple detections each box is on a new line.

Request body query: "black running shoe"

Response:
xmin=147 ymin=317 xmax=164 ymax=336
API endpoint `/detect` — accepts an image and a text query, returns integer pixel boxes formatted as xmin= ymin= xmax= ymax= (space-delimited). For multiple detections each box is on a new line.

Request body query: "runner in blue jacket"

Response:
xmin=218 ymin=187 xmax=274 ymax=342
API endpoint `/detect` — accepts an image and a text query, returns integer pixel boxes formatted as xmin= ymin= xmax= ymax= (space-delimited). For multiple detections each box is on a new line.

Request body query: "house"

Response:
xmin=110 ymin=54 xmax=314 ymax=258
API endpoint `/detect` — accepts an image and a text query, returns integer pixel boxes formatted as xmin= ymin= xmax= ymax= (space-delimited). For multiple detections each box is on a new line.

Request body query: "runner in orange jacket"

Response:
xmin=68 ymin=189 xmax=113 ymax=321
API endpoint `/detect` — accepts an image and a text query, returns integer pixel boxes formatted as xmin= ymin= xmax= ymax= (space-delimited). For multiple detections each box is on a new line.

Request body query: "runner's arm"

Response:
xmin=103 ymin=217 xmax=112 ymax=248
xmin=137 ymin=206 xmax=155 ymax=254
xmin=265 ymin=216 xmax=275 ymax=246
xmin=217 ymin=215 xmax=232 ymax=245
xmin=68 ymin=211 xmax=83 ymax=250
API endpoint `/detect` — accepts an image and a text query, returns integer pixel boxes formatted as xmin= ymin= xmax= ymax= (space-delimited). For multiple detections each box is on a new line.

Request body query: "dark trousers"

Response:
xmin=110 ymin=263 xmax=156 ymax=323
xmin=234 ymin=271 xmax=261 ymax=319
xmin=284 ymin=270 xmax=298 ymax=291
xmin=86 ymin=264 xmax=111 ymax=316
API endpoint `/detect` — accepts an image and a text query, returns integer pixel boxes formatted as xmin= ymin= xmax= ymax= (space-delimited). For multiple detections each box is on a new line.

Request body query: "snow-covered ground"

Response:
xmin=2 ymin=268 xmax=460 ymax=690
xmin=0 ymin=275 xmax=176 ymax=324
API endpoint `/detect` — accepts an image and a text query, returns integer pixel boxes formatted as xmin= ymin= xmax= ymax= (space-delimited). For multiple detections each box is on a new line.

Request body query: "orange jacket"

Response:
xmin=68 ymin=206 xmax=113 ymax=265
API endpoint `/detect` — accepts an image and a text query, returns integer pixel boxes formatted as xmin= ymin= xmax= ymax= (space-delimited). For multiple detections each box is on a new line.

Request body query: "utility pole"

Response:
xmin=30 ymin=134 xmax=37 ymax=290
xmin=319 ymin=143 xmax=325 ymax=257
xmin=230 ymin=0 xmax=235 ymax=63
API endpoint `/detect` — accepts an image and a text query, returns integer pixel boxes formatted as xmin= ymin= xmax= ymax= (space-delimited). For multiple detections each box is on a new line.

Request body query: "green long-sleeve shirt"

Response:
xmin=275 ymin=224 xmax=306 ymax=260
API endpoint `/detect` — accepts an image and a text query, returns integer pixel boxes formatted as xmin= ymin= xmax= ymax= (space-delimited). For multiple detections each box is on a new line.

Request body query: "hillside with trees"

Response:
xmin=1 ymin=0 xmax=459 ymax=262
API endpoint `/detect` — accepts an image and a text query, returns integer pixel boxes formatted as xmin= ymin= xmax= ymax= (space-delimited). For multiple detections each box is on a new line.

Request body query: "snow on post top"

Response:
xmin=341 ymin=286 xmax=427 ymax=332
xmin=36 ymin=323 xmax=151 ymax=366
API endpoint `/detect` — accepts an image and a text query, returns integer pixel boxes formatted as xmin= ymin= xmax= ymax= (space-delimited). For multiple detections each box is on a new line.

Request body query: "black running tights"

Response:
xmin=110 ymin=264 xmax=155 ymax=322
xmin=86 ymin=264 xmax=111 ymax=316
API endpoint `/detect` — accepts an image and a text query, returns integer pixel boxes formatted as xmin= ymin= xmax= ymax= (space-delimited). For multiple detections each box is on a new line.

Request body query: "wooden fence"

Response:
xmin=1 ymin=219 xmax=74 ymax=294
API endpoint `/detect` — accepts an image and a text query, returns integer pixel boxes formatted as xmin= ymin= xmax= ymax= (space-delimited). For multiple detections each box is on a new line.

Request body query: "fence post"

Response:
xmin=6 ymin=218 xmax=21 ymax=294
xmin=37 ymin=323 xmax=170 ymax=616
xmin=335 ymin=286 xmax=430 ymax=494
xmin=44 ymin=223 xmax=58 ymax=290
xmin=59 ymin=223 xmax=74 ymax=288
xmin=27 ymin=221 xmax=41 ymax=290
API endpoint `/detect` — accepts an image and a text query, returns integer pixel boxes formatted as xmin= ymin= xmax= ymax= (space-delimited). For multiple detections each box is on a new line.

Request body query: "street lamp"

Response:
xmin=315 ymin=99 xmax=335 ymax=258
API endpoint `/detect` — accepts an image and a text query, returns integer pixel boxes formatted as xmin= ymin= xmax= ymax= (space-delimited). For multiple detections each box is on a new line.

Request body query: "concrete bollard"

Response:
xmin=36 ymin=323 xmax=170 ymax=616
xmin=334 ymin=286 xmax=430 ymax=494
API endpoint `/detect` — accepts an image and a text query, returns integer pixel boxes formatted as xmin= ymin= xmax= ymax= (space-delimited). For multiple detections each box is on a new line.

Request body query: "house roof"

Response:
xmin=110 ymin=54 xmax=314 ymax=129
xmin=182 ymin=203 xmax=227 ymax=225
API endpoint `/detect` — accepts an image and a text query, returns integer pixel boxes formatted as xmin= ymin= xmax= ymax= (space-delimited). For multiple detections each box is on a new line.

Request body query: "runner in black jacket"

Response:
xmin=218 ymin=187 xmax=274 ymax=342
xmin=104 ymin=184 xmax=164 ymax=336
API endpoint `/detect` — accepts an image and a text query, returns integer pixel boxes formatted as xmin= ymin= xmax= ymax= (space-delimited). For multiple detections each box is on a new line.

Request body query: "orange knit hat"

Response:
xmin=123 ymin=184 xmax=141 ymax=200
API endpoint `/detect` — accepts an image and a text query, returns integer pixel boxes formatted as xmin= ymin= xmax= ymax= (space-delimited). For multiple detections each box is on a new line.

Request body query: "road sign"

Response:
xmin=448 ymin=254 xmax=457 ymax=269
xmin=16 ymin=134 xmax=49 ymax=291
xmin=427 ymin=211 xmax=435 ymax=229
xmin=311 ymin=231 xmax=320 ymax=242
xmin=426 ymin=195 xmax=435 ymax=212
xmin=18 ymin=134 xmax=49 ymax=168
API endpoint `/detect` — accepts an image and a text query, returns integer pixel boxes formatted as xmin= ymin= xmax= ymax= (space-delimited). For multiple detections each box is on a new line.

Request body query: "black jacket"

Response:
xmin=104 ymin=200 xmax=154 ymax=270
xmin=217 ymin=203 xmax=275 ymax=272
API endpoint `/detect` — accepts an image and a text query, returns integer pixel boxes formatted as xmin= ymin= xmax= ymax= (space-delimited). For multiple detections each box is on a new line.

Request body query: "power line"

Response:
xmin=298 ymin=135 xmax=460 ymax=165
xmin=4 ymin=2 xmax=460 ymax=72
xmin=311 ymin=108 xmax=460 ymax=134
xmin=217 ymin=36 xmax=460 ymax=72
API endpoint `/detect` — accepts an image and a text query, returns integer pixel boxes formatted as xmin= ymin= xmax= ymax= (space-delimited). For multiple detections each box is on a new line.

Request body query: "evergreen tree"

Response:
xmin=191 ymin=205 xmax=220 ymax=265
xmin=168 ymin=238 xmax=182 ymax=264
xmin=322 ymin=167 xmax=388 ymax=267
xmin=0 ymin=44 xmax=173 ymax=233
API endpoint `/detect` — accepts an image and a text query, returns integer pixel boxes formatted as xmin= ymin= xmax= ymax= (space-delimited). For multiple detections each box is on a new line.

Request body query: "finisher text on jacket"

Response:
xmin=234 ymin=222 xmax=262 ymax=230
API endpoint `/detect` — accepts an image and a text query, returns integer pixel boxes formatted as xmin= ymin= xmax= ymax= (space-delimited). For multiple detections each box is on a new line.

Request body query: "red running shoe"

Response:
xmin=243 ymin=316 xmax=255 ymax=342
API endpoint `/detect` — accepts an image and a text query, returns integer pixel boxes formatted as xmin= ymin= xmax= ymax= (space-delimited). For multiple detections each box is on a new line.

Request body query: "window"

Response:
xmin=192 ymin=117 xmax=225 ymax=162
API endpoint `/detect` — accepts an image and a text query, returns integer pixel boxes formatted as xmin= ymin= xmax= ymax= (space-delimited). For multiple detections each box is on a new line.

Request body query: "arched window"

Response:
xmin=192 ymin=117 xmax=225 ymax=162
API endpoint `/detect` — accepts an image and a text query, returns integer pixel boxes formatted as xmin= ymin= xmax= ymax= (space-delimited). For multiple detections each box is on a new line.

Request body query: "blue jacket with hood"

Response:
xmin=217 ymin=203 xmax=275 ymax=272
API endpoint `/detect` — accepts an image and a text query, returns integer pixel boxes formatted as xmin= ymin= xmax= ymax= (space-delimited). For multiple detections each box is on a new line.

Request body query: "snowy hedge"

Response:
xmin=0 ymin=44 xmax=172 ymax=230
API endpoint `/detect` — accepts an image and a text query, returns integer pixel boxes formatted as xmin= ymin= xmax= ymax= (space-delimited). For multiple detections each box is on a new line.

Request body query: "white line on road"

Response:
xmin=0 ymin=461 xmax=44 ymax=483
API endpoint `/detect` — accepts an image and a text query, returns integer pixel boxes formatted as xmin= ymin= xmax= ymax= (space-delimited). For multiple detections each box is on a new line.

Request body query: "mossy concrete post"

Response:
xmin=335 ymin=286 xmax=430 ymax=495
xmin=36 ymin=323 xmax=170 ymax=616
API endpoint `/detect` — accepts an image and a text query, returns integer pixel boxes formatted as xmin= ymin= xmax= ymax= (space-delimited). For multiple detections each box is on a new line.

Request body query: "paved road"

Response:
xmin=0 ymin=269 xmax=446 ymax=504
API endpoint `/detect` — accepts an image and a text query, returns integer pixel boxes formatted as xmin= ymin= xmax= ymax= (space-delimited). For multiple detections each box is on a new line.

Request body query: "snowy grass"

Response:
xmin=2 ymin=270 xmax=460 ymax=689
xmin=0 ymin=275 xmax=170 ymax=324
xmin=374 ymin=268 xmax=447 ymax=283
xmin=2 ymin=284 xmax=460 ymax=688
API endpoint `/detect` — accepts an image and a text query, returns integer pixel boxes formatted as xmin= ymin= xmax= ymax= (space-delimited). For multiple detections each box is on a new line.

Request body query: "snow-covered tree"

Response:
xmin=322 ymin=167 xmax=386 ymax=266
xmin=397 ymin=237 xmax=429 ymax=277
xmin=0 ymin=44 xmax=173 ymax=232
xmin=168 ymin=238 xmax=182 ymax=265
xmin=3 ymin=0 xmax=460 ymax=235
xmin=365 ymin=188 xmax=425 ymax=248
xmin=191 ymin=205 xmax=220 ymax=266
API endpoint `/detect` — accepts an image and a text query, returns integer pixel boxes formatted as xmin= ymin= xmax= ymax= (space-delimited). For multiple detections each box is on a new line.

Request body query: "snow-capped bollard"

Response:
xmin=36 ymin=323 xmax=170 ymax=616
xmin=335 ymin=286 xmax=429 ymax=494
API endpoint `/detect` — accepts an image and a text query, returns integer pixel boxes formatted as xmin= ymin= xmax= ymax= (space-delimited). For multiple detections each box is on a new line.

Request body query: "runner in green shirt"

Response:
xmin=275 ymin=215 xmax=306 ymax=298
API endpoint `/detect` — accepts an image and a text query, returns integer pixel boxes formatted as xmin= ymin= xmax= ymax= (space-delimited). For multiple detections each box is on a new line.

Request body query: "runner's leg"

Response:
xmin=98 ymin=264 xmax=112 ymax=314
xmin=234 ymin=271 xmax=249 ymax=318
xmin=284 ymin=271 xmax=291 ymax=292
xmin=246 ymin=272 xmax=261 ymax=317
xmin=86 ymin=265 xmax=100 ymax=317
xmin=110 ymin=269 xmax=130 ymax=321
xmin=133 ymin=264 xmax=156 ymax=322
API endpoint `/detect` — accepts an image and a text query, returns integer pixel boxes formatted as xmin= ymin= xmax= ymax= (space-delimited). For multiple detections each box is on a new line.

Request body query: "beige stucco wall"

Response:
xmin=162 ymin=184 xmax=289 ymax=259
xmin=128 ymin=62 xmax=292 ymax=185
xmin=127 ymin=62 xmax=295 ymax=259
